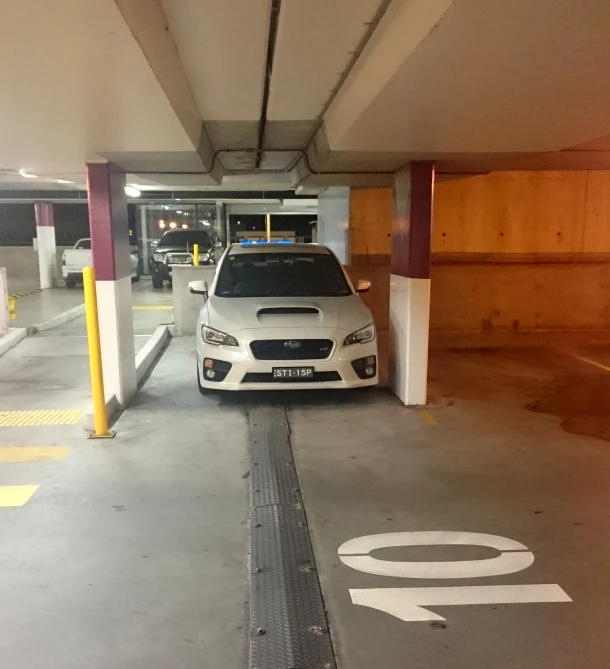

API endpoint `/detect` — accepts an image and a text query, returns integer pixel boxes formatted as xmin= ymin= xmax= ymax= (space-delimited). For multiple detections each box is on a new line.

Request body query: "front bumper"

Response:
xmin=196 ymin=330 xmax=378 ymax=391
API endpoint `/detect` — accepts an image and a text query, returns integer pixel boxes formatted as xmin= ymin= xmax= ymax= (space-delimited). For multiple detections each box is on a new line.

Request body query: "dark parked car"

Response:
xmin=150 ymin=230 xmax=219 ymax=289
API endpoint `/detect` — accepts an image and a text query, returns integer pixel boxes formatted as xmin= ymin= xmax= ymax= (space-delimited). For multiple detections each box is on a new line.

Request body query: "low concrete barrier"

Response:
xmin=0 ymin=328 xmax=27 ymax=357
xmin=172 ymin=265 xmax=216 ymax=336
xmin=83 ymin=325 xmax=171 ymax=431
xmin=27 ymin=303 xmax=86 ymax=335
xmin=135 ymin=324 xmax=170 ymax=383
xmin=83 ymin=394 xmax=120 ymax=433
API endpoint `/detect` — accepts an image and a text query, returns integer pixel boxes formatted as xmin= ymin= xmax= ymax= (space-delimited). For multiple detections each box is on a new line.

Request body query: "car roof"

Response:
xmin=228 ymin=243 xmax=331 ymax=256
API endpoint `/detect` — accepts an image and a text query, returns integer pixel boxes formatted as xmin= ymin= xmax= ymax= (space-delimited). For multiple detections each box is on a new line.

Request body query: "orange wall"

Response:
xmin=434 ymin=171 xmax=610 ymax=254
xmin=349 ymin=171 xmax=610 ymax=333
xmin=350 ymin=171 xmax=610 ymax=257
xmin=349 ymin=188 xmax=392 ymax=264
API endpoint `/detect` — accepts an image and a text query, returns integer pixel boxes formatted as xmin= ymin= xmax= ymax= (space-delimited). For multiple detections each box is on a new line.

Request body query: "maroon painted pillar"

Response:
xmin=86 ymin=162 xmax=136 ymax=405
xmin=34 ymin=202 xmax=57 ymax=289
xmin=389 ymin=162 xmax=435 ymax=405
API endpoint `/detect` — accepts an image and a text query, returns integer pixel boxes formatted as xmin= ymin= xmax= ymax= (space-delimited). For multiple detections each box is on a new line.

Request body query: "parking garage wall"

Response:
xmin=0 ymin=246 xmax=70 ymax=289
xmin=350 ymin=171 xmax=610 ymax=333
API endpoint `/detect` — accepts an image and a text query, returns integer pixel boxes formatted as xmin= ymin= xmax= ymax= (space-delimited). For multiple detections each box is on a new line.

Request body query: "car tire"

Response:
xmin=65 ymin=278 xmax=76 ymax=289
xmin=197 ymin=364 xmax=209 ymax=395
xmin=152 ymin=276 xmax=163 ymax=289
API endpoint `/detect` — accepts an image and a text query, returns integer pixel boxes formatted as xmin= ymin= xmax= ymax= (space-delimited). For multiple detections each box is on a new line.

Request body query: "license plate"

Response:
xmin=272 ymin=367 xmax=314 ymax=379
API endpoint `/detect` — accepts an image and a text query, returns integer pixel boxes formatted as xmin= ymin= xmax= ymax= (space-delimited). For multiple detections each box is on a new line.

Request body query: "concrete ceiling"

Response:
xmin=0 ymin=0 xmax=609 ymax=193
xmin=327 ymin=0 xmax=610 ymax=154
xmin=0 ymin=0 xmax=200 ymax=191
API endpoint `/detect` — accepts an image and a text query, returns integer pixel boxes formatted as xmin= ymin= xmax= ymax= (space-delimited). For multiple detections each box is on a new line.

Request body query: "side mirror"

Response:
xmin=355 ymin=279 xmax=371 ymax=294
xmin=189 ymin=280 xmax=208 ymax=296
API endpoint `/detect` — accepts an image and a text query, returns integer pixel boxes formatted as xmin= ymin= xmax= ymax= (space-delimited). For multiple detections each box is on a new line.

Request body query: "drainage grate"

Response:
xmin=248 ymin=405 xmax=336 ymax=669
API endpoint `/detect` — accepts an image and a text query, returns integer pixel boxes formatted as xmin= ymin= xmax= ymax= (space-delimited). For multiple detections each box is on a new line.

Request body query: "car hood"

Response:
xmin=206 ymin=295 xmax=372 ymax=333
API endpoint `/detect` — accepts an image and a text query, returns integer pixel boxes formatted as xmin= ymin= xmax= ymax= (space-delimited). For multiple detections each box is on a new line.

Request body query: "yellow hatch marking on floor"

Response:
xmin=8 ymin=288 xmax=43 ymax=299
xmin=132 ymin=305 xmax=173 ymax=310
xmin=572 ymin=354 xmax=610 ymax=373
xmin=0 ymin=410 xmax=83 ymax=427
xmin=0 ymin=447 xmax=71 ymax=462
xmin=420 ymin=409 xmax=438 ymax=426
xmin=0 ymin=485 xmax=39 ymax=507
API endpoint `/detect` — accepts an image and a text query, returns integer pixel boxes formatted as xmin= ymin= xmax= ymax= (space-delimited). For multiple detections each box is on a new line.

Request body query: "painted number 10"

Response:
xmin=337 ymin=531 xmax=571 ymax=622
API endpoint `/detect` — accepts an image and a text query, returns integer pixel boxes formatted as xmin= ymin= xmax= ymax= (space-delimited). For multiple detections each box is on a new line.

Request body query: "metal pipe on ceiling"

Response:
xmin=255 ymin=0 xmax=282 ymax=170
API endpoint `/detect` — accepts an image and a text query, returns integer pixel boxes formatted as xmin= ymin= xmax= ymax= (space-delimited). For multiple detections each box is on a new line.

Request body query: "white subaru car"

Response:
xmin=189 ymin=243 xmax=378 ymax=391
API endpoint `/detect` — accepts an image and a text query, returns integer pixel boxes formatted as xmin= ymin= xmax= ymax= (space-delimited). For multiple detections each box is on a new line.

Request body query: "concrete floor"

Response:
xmin=3 ymin=305 xmax=610 ymax=668
xmin=10 ymin=289 xmax=84 ymax=329
xmin=10 ymin=278 xmax=173 ymax=330
xmin=0 ymin=288 xmax=248 ymax=668
xmin=7 ymin=277 xmax=41 ymax=295
xmin=288 ymin=334 xmax=610 ymax=669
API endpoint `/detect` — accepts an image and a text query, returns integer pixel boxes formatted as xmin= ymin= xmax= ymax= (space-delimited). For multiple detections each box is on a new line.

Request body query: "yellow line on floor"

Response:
xmin=0 ymin=409 xmax=83 ymax=427
xmin=132 ymin=305 xmax=173 ymax=310
xmin=0 ymin=485 xmax=39 ymax=507
xmin=420 ymin=409 xmax=438 ymax=426
xmin=0 ymin=447 xmax=70 ymax=462
xmin=572 ymin=353 xmax=610 ymax=373
xmin=8 ymin=289 xmax=42 ymax=299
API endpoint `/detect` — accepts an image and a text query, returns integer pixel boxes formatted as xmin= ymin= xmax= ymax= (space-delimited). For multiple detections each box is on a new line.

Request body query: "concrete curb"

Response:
xmin=83 ymin=325 xmax=170 ymax=431
xmin=83 ymin=394 xmax=120 ymax=432
xmin=27 ymin=303 xmax=85 ymax=335
xmin=0 ymin=328 xmax=27 ymax=357
xmin=136 ymin=324 xmax=170 ymax=384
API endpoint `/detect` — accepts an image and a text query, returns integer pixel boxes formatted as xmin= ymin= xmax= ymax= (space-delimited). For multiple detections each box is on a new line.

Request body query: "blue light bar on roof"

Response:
xmin=239 ymin=240 xmax=293 ymax=245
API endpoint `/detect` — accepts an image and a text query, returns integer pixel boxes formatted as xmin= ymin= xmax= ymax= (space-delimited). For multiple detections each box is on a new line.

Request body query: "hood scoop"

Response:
xmin=257 ymin=307 xmax=320 ymax=316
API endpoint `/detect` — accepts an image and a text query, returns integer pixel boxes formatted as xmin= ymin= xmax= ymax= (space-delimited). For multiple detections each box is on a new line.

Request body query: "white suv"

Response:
xmin=189 ymin=243 xmax=378 ymax=391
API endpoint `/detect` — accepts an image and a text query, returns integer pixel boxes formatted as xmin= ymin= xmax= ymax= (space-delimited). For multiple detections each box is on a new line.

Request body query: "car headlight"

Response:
xmin=202 ymin=325 xmax=238 ymax=347
xmin=152 ymin=253 xmax=164 ymax=262
xmin=343 ymin=322 xmax=375 ymax=346
xmin=199 ymin=252 xmax=211 ymax=262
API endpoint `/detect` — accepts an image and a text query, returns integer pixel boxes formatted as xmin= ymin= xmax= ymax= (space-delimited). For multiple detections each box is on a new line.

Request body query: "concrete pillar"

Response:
xmin=139 ymin=205 xmax=149 ymax=275
xmin=317 ymin=187 xmax=350 ymax=263
xmin=86 ymin=162 xmax=137 ymax=406
xmin=0 ymin=268 xmax=8 ymax=337
xmin=389 ymin=162 xmax=434 ymax=406
xmin=34 ymin=202 xmax=57 ymax=289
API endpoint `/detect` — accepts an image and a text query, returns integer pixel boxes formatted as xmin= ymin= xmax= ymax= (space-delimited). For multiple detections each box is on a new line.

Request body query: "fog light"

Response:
xmin=351 ymin=355 xmax=377 ymax=380
xmin=201 ymin=358 xmax=232 ymax=382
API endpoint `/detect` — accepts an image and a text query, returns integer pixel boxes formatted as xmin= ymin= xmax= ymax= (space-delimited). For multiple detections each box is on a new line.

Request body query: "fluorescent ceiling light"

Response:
xmin=125 ymin=185 xmax=141 ymax=197
xmin=55 ymin=179 xmax=74 ymax=184
xmin=18 ymin=169 xmax=37 ymax=178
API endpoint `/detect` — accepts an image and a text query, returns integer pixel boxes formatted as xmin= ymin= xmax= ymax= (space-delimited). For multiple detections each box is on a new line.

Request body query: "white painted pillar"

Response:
xmin=317 ymin=187 xmax=350 ymax=263
xmin=0 ymin=268 xmax=9 ymax=338
xmin=86 ymin=162 xmax=137 ymax=406
xmin=389 ymin=276 xmax=431 ymax=405
xmin=34 ymin=202 xmax=57 ymax=289
xmin=389 ymin=163 xmax=434 ymax=406
xmin=140 ymin=205 xmax=149 ymax=275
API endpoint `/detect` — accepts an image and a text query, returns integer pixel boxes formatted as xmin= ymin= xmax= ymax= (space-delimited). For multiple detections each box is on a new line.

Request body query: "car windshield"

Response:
xmin=215 ymin=251 xmax=353 ymax=298
xmin=158 ymin=231 xmax=212 ymax=249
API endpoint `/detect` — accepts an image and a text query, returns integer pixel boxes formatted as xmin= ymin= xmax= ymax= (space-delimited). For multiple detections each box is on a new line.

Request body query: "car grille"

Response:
xmin=242 ymin=372 xmax=342 ymax=384
xmin=166 ymin=254 xmax=191 ymax=265
xmin=250 ymin=339 xmax=333 ymax=361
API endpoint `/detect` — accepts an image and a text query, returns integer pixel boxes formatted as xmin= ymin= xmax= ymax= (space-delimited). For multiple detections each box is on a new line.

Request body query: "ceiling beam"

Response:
xmin=113 ymin=0 xmax=222 ymax=182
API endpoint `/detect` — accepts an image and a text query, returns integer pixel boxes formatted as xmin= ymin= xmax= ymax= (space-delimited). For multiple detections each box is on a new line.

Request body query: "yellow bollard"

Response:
xmin=265 ymin=214 xmax=271 ymax=242
xmin=83 ymin=267 xmax=114 ymax=439
xmin=193 ymin=243 xmax=199 ymax=267
xmin=8 ymin=297 xmax=15 ymax=321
